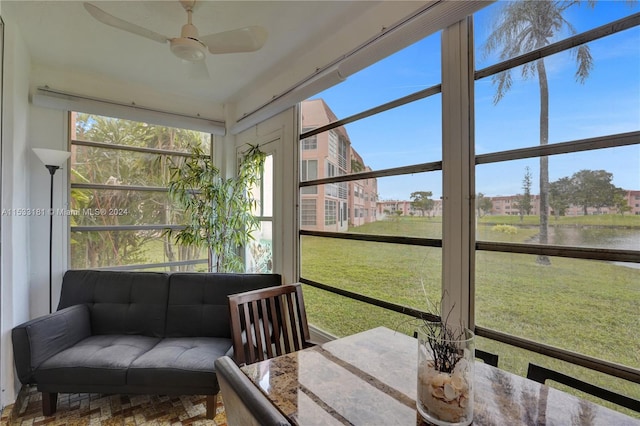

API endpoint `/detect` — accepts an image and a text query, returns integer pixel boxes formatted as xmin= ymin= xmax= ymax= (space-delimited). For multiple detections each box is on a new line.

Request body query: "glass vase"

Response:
xmin=416 ymin=323 xmax=475 ymax=426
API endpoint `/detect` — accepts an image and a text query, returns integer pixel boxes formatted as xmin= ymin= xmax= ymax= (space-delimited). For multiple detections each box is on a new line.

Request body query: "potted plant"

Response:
xmin=416 ymin=304 xmax=475 ymax=426
xmin=166 ymin=144 xmax=265 ymax=272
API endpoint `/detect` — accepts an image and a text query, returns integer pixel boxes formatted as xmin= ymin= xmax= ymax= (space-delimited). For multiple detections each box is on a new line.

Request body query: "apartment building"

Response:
xmin=300 ymin=99 xmax=378 ymax=231
xmin=489 ymin=192 xmax=639 ymax=216
xmin=377 ymin=199 xmax=443 ymax=218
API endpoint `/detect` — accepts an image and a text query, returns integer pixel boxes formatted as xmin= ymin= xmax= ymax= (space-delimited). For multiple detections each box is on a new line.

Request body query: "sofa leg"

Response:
xmin=42 ymin=392 xmax=58 ymax=416
xmin=206 ymin=393 xmax=218 ymax=419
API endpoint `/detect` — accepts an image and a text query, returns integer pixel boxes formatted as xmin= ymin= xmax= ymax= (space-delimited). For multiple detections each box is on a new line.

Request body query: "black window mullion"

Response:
xmin=476 ymin=131 xmax=639 ymax=165
xmin=299 ymin=277 xmax=440 ymax=323
xmin=71 ymin=139 xmax=194 ymax=157
xmin=71 ymin=183 xmax=169 ymax=192
xmin=475 ymin=12 xmax=640 ymax=81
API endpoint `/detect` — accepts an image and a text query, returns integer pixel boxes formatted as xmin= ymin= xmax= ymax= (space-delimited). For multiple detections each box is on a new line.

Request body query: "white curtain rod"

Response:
xmin=230 ymin=67 xmax=345 ymax=135
xmin=32 ymin=87 xmax=226 ymax=135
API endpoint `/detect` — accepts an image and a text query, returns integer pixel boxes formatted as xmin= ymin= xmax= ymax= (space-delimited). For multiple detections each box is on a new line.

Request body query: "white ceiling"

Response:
xmin=3 ymin=1 xmax=391 ymax=107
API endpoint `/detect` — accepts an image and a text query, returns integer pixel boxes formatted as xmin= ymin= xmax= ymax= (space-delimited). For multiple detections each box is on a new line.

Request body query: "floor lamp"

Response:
xmin=33 ymin=148 xmax=72 ymax=313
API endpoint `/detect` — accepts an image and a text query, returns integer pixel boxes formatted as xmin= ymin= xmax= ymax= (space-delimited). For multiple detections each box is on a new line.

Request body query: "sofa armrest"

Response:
xmin=11 ymin=304 xmax=91 ymax=384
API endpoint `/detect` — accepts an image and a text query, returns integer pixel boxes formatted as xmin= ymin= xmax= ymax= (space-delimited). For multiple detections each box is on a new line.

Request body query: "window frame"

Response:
xmin=68 ymin=112 xmax=212 ymax=271
xmin=297 ymin=12 xmax=640 ymax=384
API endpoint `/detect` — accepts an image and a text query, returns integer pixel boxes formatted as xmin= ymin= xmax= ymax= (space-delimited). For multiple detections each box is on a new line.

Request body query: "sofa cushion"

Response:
xmin=58 ymin=270 xmax=170 ymax=337
xmin=127 ymin=337 xmax=232 ymax=389
xmin=165 ymin=273 xmax=282 ymax=337
xmin=34 ymin=335 xmax=160 ymax=386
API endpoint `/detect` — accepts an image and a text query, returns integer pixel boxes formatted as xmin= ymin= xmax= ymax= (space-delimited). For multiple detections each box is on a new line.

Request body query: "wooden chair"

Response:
xmin=215 ymin=356 xmax=292 ymax=426
xmin=526 ymin=363 xmax=640 ymax=413
xmin=228 ymin=283 xmax=314 ymax=365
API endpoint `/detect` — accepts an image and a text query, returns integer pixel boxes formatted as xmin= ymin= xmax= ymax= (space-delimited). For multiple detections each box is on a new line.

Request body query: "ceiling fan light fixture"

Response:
xmin=170 ymin=37 xmax=207 ymax=61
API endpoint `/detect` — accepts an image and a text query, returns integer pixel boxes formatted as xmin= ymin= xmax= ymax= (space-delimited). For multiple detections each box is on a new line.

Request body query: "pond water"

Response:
xmin=537 ymin=226 xmax=639 ymax=269
xmin=546 ymin=226 xmax=640 ymax=251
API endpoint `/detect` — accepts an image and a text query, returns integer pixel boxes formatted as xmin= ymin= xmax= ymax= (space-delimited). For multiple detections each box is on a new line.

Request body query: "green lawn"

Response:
xmin=301 ymin=215 xmax=640 ymax=418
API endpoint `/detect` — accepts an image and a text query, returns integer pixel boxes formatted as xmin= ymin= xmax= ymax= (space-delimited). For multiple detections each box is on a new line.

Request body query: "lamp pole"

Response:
xmin=33 ymin=148 xmax=71 ymax=314
xmin=46 ymin=165 xmax=60 ymax=314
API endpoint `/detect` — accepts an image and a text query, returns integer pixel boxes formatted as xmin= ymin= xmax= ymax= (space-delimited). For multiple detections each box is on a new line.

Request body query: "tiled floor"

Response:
xmin=1 ymin=386 xmax=227 ymax=425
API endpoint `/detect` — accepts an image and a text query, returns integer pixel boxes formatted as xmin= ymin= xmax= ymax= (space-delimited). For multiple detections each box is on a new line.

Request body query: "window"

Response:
xmin=301 ymin=135 xmax=317 ymax=150
xmin=301 ymin=159 xmax=318 ymax=180
xmin=474 ymin=3 xmax=639 ymax=404
xmin=326 ymin=161 xmax=337 ymax=177
xmin=338 ymin=136 xmax=348 ymax=170
xmin=69 ymin=112 xmax=210 ymax=271
xmin=328 ymin=131 xmax=338 ymax=160
xmin=301 ymin=159 xmax=318 ymax=195
xmin=324 ymin=200 xmax=337 ymax=226
xmin=301 ymin=199 xmax=317 ymax=226
xmin=298 ymin=1 xmax=639 ymax=417
xmin=300 ymin=160 xmax=318 ymax=194
xmin=299 ymin=31 xmax=444 ymax=336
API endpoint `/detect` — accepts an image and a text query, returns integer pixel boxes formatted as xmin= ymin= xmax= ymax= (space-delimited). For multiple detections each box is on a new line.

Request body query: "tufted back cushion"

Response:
xmin=165 ymin=273 xmax=282 ymax=338
xmin=58 ymin=270 xmax=170 ymax=337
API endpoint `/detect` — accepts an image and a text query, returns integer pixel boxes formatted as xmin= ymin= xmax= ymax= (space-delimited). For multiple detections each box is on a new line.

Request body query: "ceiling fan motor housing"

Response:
xmin=170 ymin=23 xmax=207 ymax=61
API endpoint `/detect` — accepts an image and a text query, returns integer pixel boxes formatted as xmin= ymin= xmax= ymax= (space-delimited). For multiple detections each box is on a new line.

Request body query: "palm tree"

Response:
xmin=483 ymin=0 xmax=594 ymax=265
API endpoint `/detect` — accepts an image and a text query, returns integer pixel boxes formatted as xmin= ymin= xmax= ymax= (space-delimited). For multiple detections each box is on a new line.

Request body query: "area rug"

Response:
xmin=1 ymin=385 xmax=227 ymax=425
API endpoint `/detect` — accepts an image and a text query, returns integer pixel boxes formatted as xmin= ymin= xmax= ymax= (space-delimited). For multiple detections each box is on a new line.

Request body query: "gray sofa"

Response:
xmin=11 ymin=269 xmax=282 ymax=418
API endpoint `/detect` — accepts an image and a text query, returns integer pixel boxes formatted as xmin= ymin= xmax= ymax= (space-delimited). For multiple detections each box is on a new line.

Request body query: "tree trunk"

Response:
xmin=164 ymin=236 xmax=176 ymax=271
xmin=209 ymin=247 xmax=215 ymax=272
xmin=536 ymin=59 xmax=551 ymax=266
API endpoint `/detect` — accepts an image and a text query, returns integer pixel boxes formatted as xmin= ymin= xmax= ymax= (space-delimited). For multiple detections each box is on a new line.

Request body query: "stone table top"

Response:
xmin=241 ymin=326 xmax=639 ymax=425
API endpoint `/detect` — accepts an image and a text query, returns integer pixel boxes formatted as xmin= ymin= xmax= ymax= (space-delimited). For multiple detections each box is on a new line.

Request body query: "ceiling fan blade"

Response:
xmin=83 ymin=2 xmax=169 ymax=45
xmin=183 ymin=60 xmax=210 ymax=80
xmin=201 ymin=26 xmax=268 ymax=54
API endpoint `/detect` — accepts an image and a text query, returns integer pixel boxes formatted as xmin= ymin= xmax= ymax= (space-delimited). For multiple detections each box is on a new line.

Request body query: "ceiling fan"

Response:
xmin=83 ymin=0 xmax=268 ymax=79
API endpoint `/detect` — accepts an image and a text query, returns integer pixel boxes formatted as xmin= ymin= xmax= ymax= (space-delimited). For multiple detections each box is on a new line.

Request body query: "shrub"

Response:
xmin=492 ymin=224 xmax=518 ymax=235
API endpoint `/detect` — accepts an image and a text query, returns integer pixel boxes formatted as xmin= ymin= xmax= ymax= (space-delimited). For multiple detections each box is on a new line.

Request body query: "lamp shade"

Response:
xmin=33 ymin=148 xmax=71 ymax=167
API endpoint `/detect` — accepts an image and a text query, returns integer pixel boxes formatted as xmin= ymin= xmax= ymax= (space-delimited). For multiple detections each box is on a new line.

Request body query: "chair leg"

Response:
xmin=206 ymin=393 xmax=218 ymax=419
xmin=42 ymin=392 xmax=58 ymax=416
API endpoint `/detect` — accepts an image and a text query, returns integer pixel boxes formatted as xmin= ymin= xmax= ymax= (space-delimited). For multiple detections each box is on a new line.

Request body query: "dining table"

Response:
xmin=240 ymin=326 xmax=640 ymax=425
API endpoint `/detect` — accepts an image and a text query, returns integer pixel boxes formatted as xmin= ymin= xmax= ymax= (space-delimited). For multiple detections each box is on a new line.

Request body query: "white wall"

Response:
xmin=0 ymin=16 xmax=32 ymax=408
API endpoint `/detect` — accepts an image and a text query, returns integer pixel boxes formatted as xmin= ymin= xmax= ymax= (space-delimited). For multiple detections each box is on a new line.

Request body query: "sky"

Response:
xmin=309 ymin=1 xmax=640 ymax=201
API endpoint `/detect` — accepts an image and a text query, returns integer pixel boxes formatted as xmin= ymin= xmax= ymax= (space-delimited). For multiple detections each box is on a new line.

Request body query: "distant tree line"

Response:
xmin=474 ymin=169 xmax=632 ymax=218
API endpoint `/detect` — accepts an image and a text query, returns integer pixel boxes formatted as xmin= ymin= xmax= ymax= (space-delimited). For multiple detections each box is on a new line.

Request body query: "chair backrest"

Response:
xmin=215 ymin=356 xmax=291 ymax=426
xmin=228 ymin=283 xmax=313 ymax=365
xmin=527 ymin=363 xmax=640 ymax=413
